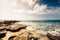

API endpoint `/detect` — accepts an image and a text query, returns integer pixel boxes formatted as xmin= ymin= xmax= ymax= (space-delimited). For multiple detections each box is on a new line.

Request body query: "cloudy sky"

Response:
xmin=0 ymin=0 xmax=60 ymax=20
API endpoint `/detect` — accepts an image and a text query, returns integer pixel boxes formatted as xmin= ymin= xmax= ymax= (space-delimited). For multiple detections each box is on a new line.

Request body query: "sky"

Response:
xmin=0 ymin=0 xmax=60 ymax=20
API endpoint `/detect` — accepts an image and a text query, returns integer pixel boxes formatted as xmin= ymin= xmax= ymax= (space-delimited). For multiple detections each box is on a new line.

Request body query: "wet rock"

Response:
xmin=46 ymin=33 xmax=60 ymax=40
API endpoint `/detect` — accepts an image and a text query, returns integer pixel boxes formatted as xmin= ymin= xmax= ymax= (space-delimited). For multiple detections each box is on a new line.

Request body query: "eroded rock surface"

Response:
xmin=0 ymin=20 xmax=59 ymax=40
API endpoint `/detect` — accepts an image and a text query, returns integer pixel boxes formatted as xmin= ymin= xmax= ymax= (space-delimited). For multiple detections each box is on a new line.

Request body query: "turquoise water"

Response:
xmin=20 ymin=20 xmax=60 ymax=28
xmin=21 ymin=20 xmax=60 ymax=22
xmin=20 ymin=20 xmax=60 ymax=35
xmin=21 ymin=20 xmax=60 ymax=26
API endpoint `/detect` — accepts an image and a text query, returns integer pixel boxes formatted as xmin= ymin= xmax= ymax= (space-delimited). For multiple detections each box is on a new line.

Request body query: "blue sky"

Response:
xmin=0 ymin=0 xmax=60 ymax=20
xmin=39 ymin=0 xmax=60 ymax=7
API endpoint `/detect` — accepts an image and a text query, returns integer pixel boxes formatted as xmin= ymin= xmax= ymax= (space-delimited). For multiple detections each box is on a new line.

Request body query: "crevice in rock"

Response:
xmin=8 ymin=36 xmax=16 ymax=40
xmin=6 ymin=27 xmax=26 ymax=32
xmin=0 ymin=33 xmax=6 ymax=38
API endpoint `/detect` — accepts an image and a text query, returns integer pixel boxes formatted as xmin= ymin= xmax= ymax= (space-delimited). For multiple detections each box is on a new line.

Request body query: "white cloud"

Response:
xmin=21 ymin=0 xmax=47 ymax=14
xmin=0 ymin=0 xmax=60 ymax=14
xmin=22 ymin=0 xmax=37 ymax=7
xmin=33 ymin=4 xmax=47 ymax=14
xmin=47 ymin=7 xmax=60 ymax=14
xmin=18 ymin=0 xmax=60 ymax=14
xmin=0 ymin=0 xmax=60 ymax=20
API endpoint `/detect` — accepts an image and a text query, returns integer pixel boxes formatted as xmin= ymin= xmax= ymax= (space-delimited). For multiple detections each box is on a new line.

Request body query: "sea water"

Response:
xmin=19 ymin=20 xmax=60 ymax=35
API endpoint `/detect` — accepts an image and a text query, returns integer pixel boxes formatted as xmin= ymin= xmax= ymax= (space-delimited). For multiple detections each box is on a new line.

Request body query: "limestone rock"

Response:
xmin=7 ymin=24 xmax=27 ymax=31
xmin=0 ymin=20 xmax=59 ymax=40
xmin=46 ymin=33 xmax=60 ymax=40
xmin=0 ymin=20 xmax=20 ymax=31
xmin=7 ymin=29 xmax=49 ymax=40
xmin=0 ymin=20 xmax=20 ymax=26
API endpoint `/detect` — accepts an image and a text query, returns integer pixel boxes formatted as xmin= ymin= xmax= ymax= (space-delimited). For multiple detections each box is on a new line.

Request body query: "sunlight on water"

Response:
xmin=19 ymin=21 xmax=60 ymax=35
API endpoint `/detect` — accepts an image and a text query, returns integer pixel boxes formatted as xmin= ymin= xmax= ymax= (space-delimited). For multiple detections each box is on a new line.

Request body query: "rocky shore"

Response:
xmin=0 ymin=20 xmax=60 ymax=40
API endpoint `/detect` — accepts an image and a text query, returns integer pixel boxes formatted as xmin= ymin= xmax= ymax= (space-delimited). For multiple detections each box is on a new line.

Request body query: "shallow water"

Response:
xmin=19 ymin=21 xmax=60 ymax=35
xmin=20 ymin=22 xmax=60 ymax=28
